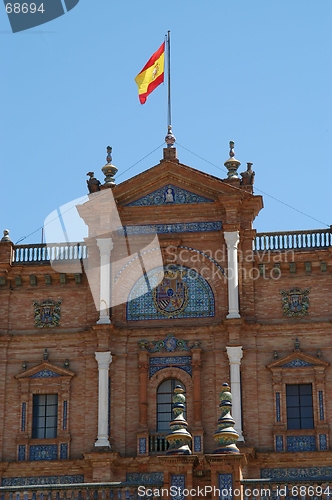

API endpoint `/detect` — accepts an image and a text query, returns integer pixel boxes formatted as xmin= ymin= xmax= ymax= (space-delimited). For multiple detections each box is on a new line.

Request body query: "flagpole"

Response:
xmin=165 ymin=31 xmax=176 ymax=148
xmin=167 ymin=30 xmax=171 ymax=128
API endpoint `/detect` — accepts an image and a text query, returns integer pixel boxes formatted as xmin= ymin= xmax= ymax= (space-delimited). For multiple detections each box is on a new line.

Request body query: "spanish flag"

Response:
xmin=135 ymin=42 xmax=165 ymax=104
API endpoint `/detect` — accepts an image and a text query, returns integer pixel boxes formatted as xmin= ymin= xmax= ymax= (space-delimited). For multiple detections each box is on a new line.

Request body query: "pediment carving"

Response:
xmin=125 ymin=184 xmax=214 ymax=207
xmin=267 ymin=351 xmax=329 ymax=371
xmin=15 ymin=361 xmax=75 ymax=380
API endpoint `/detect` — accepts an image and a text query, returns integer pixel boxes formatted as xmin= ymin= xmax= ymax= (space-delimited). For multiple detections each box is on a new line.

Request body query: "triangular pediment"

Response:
xmin=113 ymin=157 xmax=260 ymax=211
xmin=15 ymin=361 xmax=75 ymax=379
xmin=267 ymin=351 xmax=329 ymax=370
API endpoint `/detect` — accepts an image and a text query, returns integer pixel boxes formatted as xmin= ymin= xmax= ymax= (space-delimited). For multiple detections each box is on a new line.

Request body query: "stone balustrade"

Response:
xmin=255 ymin=229 xmax=332 ymax=251
xmin=13 ymin=243 xmax=87 ymax=263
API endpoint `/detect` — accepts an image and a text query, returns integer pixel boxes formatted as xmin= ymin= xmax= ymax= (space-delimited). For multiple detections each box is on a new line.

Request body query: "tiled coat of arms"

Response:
xmin=152 ymin=268 xmax=188 ymax=318
xmin=33 ymin=300 xmax=62 ymax=328
xmin=280 ymin=288 xmax=309 ymax=317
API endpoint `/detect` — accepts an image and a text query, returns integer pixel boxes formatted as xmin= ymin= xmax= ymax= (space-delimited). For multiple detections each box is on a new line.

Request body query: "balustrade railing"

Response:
xmin=149 ymin=432 xmax=169 ymax=453
xmin=13 ymin=243 xmax=87 ymax=263
xmin=0 ymin=482 xmax=163 ymax=500
xmin=255 ymin=229 xmax=332 ymax=251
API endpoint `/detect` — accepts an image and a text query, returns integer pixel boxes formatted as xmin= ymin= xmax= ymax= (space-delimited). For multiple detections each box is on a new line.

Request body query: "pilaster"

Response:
xmin=224 ymin=231 xmax=240 ymax=319
xmin=226 ymin=346 xmax=244 ymax=441
xmin=95 ymin=351 xmax=113 ymax=448
xmin=96 ymin=238 xmax=113 ymax=325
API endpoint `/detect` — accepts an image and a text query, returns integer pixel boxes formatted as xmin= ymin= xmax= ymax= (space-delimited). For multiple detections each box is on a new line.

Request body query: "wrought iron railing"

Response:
xmin=0 ymin=482 xmax=163 ymax=500
xmin=255 ymin=229 xmax=332 ymax=251
xmin=13 ymin=243 xmax=87 ymax=263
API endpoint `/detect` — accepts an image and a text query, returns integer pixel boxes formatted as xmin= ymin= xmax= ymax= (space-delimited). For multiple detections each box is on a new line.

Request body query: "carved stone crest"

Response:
xmin=33 ymin=300 xmax=62 ymax=328
xmin=280 ymin=288 xmax=309 ymax=317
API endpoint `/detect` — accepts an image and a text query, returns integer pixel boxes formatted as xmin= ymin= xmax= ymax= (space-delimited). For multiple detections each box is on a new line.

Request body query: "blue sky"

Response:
xmin=1 ymin=0 xmax=331 ymax=245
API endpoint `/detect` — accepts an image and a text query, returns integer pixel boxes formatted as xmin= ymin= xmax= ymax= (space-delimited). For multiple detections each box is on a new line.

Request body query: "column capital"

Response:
xmin=96 ymin=237 xmax=114 ymax=255
xmin=95 ymin=351 xmax=112 ymax=369
xmin=226 ymin=346 xmax=243 ymax=364
xmin=224 ymin=230 xmax=240 ymax=249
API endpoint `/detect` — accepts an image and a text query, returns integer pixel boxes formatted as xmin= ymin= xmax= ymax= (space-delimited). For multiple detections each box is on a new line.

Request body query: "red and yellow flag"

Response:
xmin=135 ymin=42 xmax=165 ymax=104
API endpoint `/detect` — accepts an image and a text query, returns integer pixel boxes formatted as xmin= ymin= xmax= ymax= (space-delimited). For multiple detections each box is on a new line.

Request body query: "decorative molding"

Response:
xmin=171 ymin=475 xmax=185 ymax=500
xmin=21 ymin=402 xmax=26 ymax=431
xmin=218 ymin=474 xmax=233 ymax=500
xmin=16 ymin=361 xmax=75 ymax=381
xmin=261 ymin=467 xmax=332 ymax=480
xmin=29 ymin=444 xmax=58 ymax=461
xmin=193 ymin=436 xmax=202 ymax=453
xmin=63 ymin=400 xmax=68 ymax=430
xmin=319 ymin=391 xmax=324 ymax=420
xmin=286 ymin=435 xmax=316 ymax=452
xmin=119 ymin=221 xmax=222 ymax=236
xmin=33 ymin=299 xmax=62 ymax=328
xmin=149 ymin=356 xmax=192 ymax=378
xmin=138 ymin=438 xmax=147 ymax=455
xmin=60 ymin=443 xmax=68 ymax=459
xmin=275 ymin=435 xmax=284 ymax=452
xmin=281 ymin=358 xmax=313 ymax=368
xmin=275 ymin=392 xmax=281 ymax=422
xmin=280 ymin=288 xmax=310 ymax=317
xmin=31 ymin=369 xmax=61 ymax=378
xmin=139 ymin=335 xmax=191 ymax=353
xmin=319 ymin=434 xmax=328 ymax=451
xmin=18 ymin=445 xmax=26 ymax=461
xmin=1 ymin=476 xmax=84 ymax=486
xmin=126 ymin=472 xmax=164 ymax=484
xmin=126 ymin=184 xmax=214 ymax=206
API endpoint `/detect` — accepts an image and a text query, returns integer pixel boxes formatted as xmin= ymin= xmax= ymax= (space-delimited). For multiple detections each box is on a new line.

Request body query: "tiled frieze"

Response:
xmin=126 ymin=184 xmax=214 ymax=206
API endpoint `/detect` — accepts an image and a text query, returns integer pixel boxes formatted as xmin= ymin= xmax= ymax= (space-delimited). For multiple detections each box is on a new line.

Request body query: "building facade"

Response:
xmin=0 ymin=144 xmax=331 ymax=495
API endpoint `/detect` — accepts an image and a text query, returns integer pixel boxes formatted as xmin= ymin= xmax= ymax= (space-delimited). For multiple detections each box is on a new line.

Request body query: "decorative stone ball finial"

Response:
xmin=165 ymin=125 xmax=176 ymax=148
xmin=214 ymin=383 xmax=239 ymax=454
xmin=224 ymin=141 xmax=241 ymax=180
xmin=166 ymin=385 xmax=192 ymax=455
xmin=1 ymin=229 xmax=11 ymax=242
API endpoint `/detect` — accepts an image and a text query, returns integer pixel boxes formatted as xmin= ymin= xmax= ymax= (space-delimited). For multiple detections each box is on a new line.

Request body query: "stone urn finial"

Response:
xmin=214 ymin=383 xmax=239 ymax=453
xmin=165 ymin=125 xmax=176 ymax=148
xmin=224 ymin=141 xmax=241 ymax=180
xmin=166 ymin=385 xmax=192 ymax=455
xmin=101 ymin=146 xmax=118 ymax=187
xmin=1 ymin=229 xmax=11 ymax=242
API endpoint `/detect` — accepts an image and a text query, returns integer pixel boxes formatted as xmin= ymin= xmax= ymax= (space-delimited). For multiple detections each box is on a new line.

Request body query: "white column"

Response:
xmin=226 ymin=346 xmax=244 ymax=441
xmin=96 ymin=238 xmax=113 ymax=324
xmin=224 ymin=231 xmax=240 ymax=319
xmin=95 ymin=351 xmax=112 ymax=447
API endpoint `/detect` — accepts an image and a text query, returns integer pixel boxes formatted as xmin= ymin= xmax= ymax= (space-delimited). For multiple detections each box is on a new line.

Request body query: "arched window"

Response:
xmin=157 ymin=379 xmax=186 ymax=432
